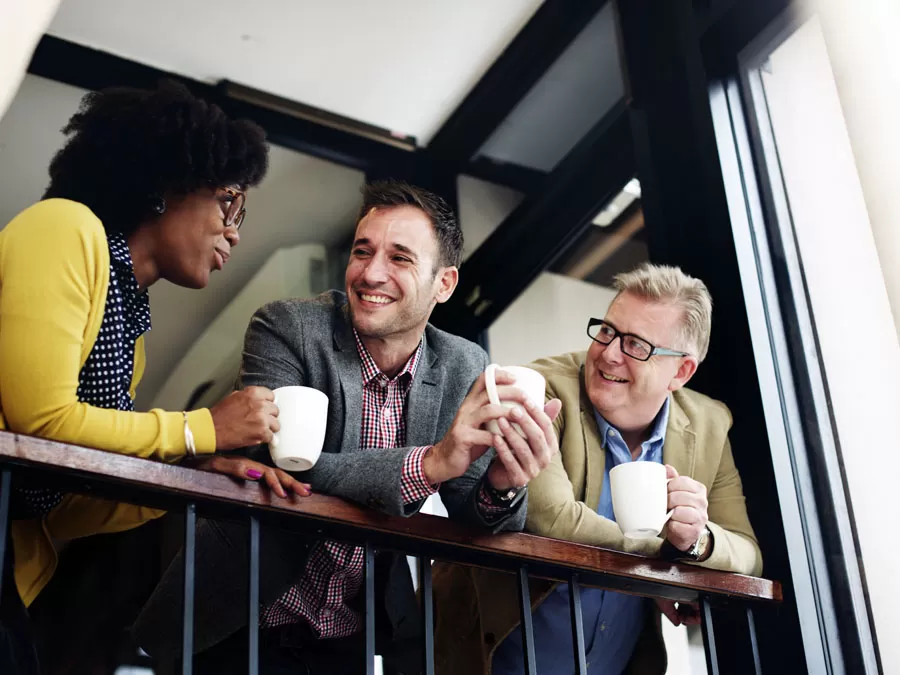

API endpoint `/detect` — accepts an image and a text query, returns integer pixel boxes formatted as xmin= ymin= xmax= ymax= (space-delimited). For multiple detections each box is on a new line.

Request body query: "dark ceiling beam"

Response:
xmin=461 ymin=156 xmax=547 ymax=194
xmin=431 ymin=100 xmax=634 ymax=339
xmin=427 ymin=0 xmax=611 ymax=165
xmin=26 ymin=35 xmax=414 ymax=173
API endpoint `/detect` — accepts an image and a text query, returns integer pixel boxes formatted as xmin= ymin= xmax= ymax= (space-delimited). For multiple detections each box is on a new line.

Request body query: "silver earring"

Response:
xmin=153 ymin=197 xmax=167 ymax=215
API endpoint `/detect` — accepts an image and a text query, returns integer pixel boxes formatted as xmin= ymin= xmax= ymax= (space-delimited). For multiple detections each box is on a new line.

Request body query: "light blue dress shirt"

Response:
xmin=491 ymin=398 xmax=670 ymax=675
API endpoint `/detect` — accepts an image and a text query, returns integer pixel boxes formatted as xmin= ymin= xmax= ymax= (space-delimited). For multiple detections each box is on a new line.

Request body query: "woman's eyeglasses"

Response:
xmin=217 ymin=187 xmax=247 ymax=230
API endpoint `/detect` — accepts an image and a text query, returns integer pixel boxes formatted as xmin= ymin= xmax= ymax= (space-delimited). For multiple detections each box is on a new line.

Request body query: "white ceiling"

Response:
xmin=47 ymin=0 xmax=544 ymax=142
xmin=0 ymin=75 xmax=365 ymax=408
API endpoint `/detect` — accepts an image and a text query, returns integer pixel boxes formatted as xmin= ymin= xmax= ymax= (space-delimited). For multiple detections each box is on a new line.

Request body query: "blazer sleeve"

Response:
xmin=525 ymin=379 xmax=665 ymax=556
xmin=698 ymin=434 xmax=763 ymax=576
xmin=0 ymin=200 xmax=215 ymax=460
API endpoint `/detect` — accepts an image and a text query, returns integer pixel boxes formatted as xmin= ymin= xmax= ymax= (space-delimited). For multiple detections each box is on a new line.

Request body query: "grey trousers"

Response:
xmin=133 ymin=516 xmax=312 ymax=660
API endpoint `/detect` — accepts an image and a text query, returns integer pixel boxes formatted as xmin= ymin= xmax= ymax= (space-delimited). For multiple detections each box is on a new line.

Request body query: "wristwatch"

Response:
xmin=485 ymin=481 xmax=524 ymax=505
xmin=683 ymin=527 xmax=712 ymax=562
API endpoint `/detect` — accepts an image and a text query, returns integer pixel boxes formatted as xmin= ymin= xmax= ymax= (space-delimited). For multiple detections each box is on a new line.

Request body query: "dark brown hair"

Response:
xmin=357 ymin=180 xmax=463 ymax=269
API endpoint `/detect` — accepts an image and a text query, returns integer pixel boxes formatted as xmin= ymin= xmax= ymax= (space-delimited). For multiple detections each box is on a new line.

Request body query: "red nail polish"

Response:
xmin=247 ymin=469 xmax=262 ymax=479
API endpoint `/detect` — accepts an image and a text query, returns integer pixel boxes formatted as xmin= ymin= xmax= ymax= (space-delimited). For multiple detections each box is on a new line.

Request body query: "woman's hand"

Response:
xmin=209 ymin=386 xmax=279 ymax=450
xmin=194 ymin=455 xmax=311 ymax=498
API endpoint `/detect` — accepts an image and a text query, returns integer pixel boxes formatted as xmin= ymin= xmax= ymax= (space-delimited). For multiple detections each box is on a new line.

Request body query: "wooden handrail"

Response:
xmin=0 ymin=431 xmax=781 ymax=604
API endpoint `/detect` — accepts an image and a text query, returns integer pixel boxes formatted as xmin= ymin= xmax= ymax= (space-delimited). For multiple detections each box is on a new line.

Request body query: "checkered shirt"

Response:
xmin=260 ymin=332 xmax=436 ymax=637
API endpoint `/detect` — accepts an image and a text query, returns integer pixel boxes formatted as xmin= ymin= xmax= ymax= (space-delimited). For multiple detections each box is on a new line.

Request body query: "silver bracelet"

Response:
xmin=183 ymin=411 xmax=197 ymax=457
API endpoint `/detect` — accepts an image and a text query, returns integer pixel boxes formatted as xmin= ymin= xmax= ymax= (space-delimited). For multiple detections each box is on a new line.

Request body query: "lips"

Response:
xmin=214 ymin=249 xmax=230 ymax=270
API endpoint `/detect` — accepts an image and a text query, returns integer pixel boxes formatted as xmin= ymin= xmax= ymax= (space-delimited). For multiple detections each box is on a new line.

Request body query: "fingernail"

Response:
xmin=247 ymin=469 xmax=262 ymax=479
xmin=510 ymin=408 xmax=522 ymax=419
xmin=525 ymin=400 xmax=536 ymax=411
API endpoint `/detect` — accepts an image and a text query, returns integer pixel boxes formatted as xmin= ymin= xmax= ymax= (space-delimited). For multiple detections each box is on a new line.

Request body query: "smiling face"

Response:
xmin=584 ymin=292 xmax=698 ymax=432
xmin=153 ymin=187 xmax=241 ymax=289
xmin=345 ymin=205 xmax=458 ymax=342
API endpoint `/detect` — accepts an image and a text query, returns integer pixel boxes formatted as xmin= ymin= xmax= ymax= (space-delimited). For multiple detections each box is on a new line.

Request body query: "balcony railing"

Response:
xmin=0 ymin=431 xmax=781 ymax=675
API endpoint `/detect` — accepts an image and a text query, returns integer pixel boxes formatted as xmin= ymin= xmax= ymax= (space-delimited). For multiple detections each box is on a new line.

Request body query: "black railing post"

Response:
xmin=700 ymin=596 xmax=720 ymax=675
xmin=419 ymin=556 xmax=435 ymax=675
xmin=248 ymin=516 xmax=260 ymax=675
xmin=182 ymin=503 xmax=197 ymax=675
xmin=0 ymin=470 xmax=11 ymax=598
xmin=748 ymin=606 xmax=762 ymax=674
xmin=364 ymin=543 xmax=376 ymax=675
xmin=516 ymin=566 xmax=537 ymax=675
xmin=568 ymin=575 xmax=587 ymax=675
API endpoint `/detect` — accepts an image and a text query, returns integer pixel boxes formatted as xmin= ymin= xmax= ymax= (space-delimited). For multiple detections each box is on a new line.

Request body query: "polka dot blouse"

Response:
xmin=14 ymin=233 xmax=151 ymax=517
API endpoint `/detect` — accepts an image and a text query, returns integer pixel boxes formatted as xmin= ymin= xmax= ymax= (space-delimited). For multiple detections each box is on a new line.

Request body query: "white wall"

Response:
xmin=812 ymin=0 xmax=900 ymax=340
xmin=457 ymin=174 xmax=523 ymax=260
xmin=762 ymin=16 xmax=900 ymax=673
xmin=488 ymin=272 xmax=617 ymax=365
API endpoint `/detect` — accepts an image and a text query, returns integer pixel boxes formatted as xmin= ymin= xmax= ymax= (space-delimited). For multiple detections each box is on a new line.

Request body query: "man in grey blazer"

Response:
xmin=134 ymin=180 xmax=561 ymax=674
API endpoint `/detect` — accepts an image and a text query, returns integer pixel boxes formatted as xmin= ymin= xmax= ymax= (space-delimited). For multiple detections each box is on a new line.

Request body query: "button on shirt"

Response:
xmin=492 ymin=398 xmax=670 ymax=675
xmin=261 ymin=332 xmax=437 ymax=638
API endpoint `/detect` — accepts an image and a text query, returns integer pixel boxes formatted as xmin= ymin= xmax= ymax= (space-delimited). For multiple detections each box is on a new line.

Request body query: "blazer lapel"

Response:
xmin=405 ymin=331 xmax=443 ymax=447
xmin=578 ymin=365 xmax=605 ymax=511
xmin=662 ymin=394 xmax=696 ymax=478
xmin=333 ymin=305 xmax=362 ymax=453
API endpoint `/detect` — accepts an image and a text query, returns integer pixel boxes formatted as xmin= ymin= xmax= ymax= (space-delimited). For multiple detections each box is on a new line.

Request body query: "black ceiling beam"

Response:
xmin=427 ymin=0 xmax=611 ymax=165
xmin=461 ymin=156 xmax=548 ymax=194
xmin=26 ymin=35 xmax=414 ymax=173
xmin=431 ymin=100 xmax=634 ymax=339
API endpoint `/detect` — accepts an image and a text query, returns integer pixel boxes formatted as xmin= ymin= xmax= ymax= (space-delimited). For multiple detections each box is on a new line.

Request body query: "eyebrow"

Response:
xmin=602 ymin=319 xmax=652 ymax=344
xmin=352 ymin=238 xmax=419 ymax=261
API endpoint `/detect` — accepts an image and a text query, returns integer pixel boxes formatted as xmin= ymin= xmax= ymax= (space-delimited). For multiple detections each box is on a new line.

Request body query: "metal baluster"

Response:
xmin=248 ymin=517 xmax=260 ymax=675
xmin=419 ymin=556 xmax=435 ymax=675
xmin=364 ymin=543 xmax=376 ymax=675
xmin=182 ymin=503 xmax=196 ymax=675
xmin=568 ymin=575 xmax=587 ymax=675
xmin=700 ymin=596 xmax=720 ymax=675
xmin=0 ymin=470 xmax=11 ymax=598
xmin=516 ymin=567 xmax=537 ymax=675
xmin=748 ymin=606 xmax=762 ymax=675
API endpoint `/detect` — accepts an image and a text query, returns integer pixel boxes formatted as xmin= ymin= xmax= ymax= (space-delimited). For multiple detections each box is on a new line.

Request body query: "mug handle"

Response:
xmin=662 ymin=477 xmax=674 ymax=523
xmin=270 ymin=392 xmax=281 ymax=448
xmin=484 ymin=363 xmax=502 ymax=406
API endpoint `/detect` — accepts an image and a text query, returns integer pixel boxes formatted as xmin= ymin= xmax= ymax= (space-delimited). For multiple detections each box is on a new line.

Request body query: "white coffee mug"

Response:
xmin=609 ymin=462 xmax=674 ymax=539
xmin=269 ymin=386 xmax=329 ymax=471
xmin=483 ymin=364 xmax=546 ymax=437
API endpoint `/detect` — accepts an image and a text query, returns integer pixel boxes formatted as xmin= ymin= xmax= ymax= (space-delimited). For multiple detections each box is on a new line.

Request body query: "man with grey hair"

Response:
xmin=433 ymin=262 xmax=761 ymax=675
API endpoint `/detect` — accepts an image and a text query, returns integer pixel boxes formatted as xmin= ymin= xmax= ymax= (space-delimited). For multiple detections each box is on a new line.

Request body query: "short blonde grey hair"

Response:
xmin=612 ymin=263 xmax=713 ymax=362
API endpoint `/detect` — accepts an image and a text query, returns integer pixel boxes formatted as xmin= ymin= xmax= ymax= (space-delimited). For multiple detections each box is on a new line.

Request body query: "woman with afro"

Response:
xmin=0 ymin=81 xmax=310 ymax=673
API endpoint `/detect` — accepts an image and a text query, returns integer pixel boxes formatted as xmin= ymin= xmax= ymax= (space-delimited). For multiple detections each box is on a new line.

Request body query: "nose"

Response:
xmin=601 ymin=336 xmax=625 ymax=364
xmin=224 ymin=226 xmax=240 ymax=249
xmin=360 ymin=253 xmax=389 ymax=286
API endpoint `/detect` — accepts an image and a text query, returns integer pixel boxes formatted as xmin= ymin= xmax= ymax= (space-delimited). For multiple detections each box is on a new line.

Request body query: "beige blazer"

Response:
xmin=433 ymin=351 xmax=762 ymax=675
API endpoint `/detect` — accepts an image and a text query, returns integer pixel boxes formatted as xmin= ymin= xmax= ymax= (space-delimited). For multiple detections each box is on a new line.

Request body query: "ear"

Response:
xmin=668 ymin=355 xmax=699 ymax=392
xmin=434 ymin=266 xmax=459 ymax=304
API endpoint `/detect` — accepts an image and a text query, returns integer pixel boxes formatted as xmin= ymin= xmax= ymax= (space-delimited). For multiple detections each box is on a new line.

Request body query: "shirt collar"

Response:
xmin=594 ymin=396 xmax=671 ymax=448
xmin=352 ymin=329 xmax=423 ymax=388
xmin=107 ymin=233 xmax=135 ymax=270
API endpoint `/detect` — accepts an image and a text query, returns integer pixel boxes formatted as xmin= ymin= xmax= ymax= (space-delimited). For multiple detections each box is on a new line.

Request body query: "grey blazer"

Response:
xmin=133 ymin=292 xmax=525 ymax=671
xmin=242 ymin=290 xmax=526 ymax=530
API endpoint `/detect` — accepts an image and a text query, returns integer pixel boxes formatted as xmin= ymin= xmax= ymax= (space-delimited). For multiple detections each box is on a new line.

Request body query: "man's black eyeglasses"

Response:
xmin=586 ymin=318 xmax=689 ymax=362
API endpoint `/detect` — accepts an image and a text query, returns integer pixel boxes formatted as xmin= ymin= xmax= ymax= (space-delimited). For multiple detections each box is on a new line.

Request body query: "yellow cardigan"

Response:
xmin=0 ymin=199 xmax=217 ymax=606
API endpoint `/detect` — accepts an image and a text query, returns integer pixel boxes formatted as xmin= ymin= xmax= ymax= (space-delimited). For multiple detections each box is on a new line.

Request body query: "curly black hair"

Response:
xmin=43 ymin=80 xmax=269 ymax=235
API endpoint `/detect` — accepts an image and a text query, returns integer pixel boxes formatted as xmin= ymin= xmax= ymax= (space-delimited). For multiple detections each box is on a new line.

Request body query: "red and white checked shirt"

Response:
xmin=260 ymin=332 xmax=436 ymax=637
